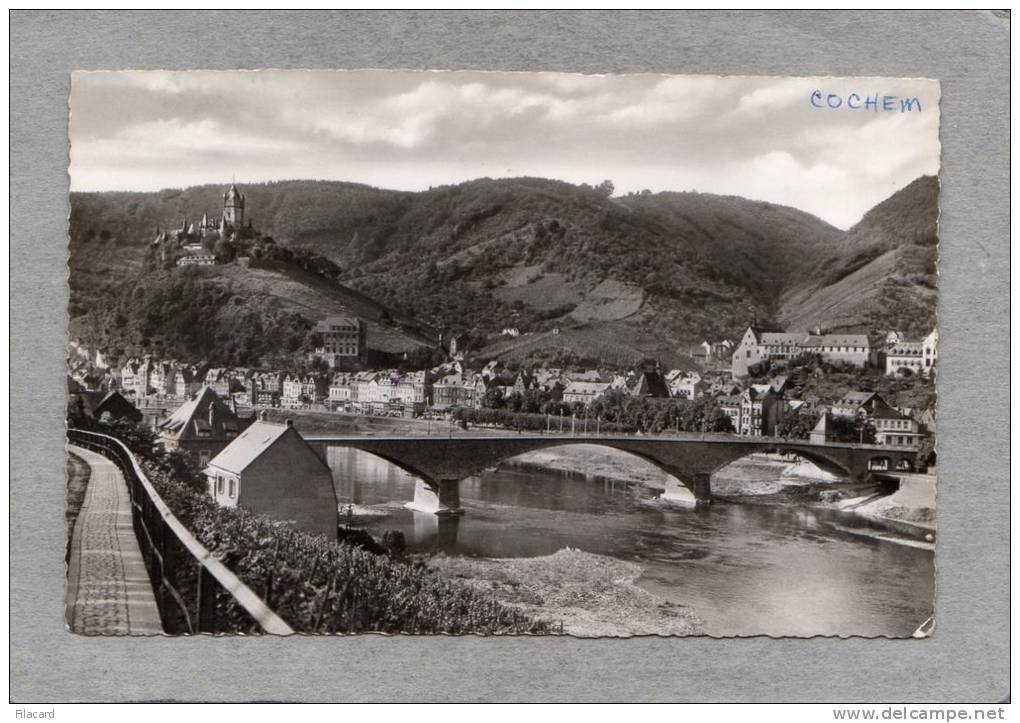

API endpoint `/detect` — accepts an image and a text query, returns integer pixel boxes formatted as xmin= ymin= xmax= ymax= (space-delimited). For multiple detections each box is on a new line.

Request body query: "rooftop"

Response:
xmin=204 ymin=420 xmax=294 ymax=475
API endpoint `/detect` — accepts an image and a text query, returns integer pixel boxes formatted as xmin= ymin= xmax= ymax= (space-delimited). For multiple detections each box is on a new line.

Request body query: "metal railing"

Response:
xmin=67 ymin=428 xmax=294 ymax=636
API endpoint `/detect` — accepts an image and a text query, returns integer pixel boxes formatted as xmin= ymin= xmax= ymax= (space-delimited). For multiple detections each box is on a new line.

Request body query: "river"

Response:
xmin=327 ymin=447 xmax=935 ymax=637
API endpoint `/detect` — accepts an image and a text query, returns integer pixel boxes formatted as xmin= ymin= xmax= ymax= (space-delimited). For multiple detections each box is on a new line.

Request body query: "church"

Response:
xmin=151 ymin=183 xmax=249 ymax=267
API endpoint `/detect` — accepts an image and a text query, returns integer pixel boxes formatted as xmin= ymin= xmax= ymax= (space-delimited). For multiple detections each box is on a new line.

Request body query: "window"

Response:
xmin=199 ymin=449 xmax=211 ymax=466
xmin=228 ymin=479 xmax=237 ymax=498
xmin=216 ymin=476 xmax=224 ymax=494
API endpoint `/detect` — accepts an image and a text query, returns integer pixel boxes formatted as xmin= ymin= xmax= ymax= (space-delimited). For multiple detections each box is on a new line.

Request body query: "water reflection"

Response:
xmin=326 ymin=446 xmax=934 ymax=637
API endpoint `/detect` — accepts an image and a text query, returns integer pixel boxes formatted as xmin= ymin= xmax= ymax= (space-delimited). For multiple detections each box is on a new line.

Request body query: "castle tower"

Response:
xmin=223 ymin=183 xmax=245 ymax=228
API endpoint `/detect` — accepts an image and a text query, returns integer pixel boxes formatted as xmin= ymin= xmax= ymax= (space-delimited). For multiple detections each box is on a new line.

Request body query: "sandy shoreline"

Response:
xmin=425 ymin=548 xmax=702 ymax=637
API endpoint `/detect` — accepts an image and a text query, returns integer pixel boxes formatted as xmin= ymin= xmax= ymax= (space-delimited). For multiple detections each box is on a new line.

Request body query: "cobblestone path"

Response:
xmin=65 ymin=445 xmax=163 ymax=635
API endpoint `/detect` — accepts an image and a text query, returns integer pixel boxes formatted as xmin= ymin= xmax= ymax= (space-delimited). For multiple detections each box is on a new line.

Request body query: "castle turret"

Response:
xmin=223 ymin=183 xmax=245 ymax=227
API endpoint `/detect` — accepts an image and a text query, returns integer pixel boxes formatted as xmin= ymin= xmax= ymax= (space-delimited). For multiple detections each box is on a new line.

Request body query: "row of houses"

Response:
xmin=729 ymin=326 xmax=938 ymax=379
xmin=120 ymin=359 xmax=287 ymax=402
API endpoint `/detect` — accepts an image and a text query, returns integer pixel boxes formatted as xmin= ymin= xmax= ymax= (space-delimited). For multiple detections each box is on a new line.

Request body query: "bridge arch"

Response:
xmin=493 ymin=441 xmax=703 ymax=491
xmin=319 ymin=443 xmax=436 ymax=487
xmin=707 ymin=444 xmax=855 ymax=480
xmin=308 ymin=434 xmax=900 ymax=515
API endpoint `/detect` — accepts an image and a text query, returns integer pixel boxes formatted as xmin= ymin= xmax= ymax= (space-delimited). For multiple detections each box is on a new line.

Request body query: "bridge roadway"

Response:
xmin=306 ymin=432 xmax=917 ymax=515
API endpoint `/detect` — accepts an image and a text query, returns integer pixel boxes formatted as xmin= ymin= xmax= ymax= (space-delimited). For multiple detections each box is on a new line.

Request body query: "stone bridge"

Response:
xmin=306 ymin=433 xmax=917 ymax=515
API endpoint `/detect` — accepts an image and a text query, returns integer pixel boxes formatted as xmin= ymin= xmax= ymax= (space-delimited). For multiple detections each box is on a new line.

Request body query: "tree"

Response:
xmin=595 ymin=179 xmax=615 ymax=198
xmin=776 ymin=409 xmax=822 ymax=440
xmin=482 ymin=385 xmax=505 ymax=410
xmin=915 ymin=436 xmax=936 ymax=469
xmin=828 ymin=414 xmax=876 ymax=444
xmin=214 ymin=237 xmax=236 ymax=262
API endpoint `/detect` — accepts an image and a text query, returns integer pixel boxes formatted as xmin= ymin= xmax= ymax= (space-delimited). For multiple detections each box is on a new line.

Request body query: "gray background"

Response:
xmin=10 ymin=10 xmax=1010 ymax=702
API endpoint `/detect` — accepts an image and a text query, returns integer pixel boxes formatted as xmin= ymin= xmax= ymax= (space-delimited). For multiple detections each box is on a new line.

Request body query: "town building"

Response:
xmin=667 ymin=371 xmax=708 ymax=400
xmin=326 ymin=372 xmax=355 ymax=410
xmin=176 ymin=254 xmax=217 ymax=267
xmin=828 ymin=390 xmax=927 ymax=447
xmin=204 ymin=368 xmax=234 ymax=398
xmin=72 ymin=390 xmax=143 ymax=425
xmin=626 ymin=371 xmax=672 ymax=399
xmin=719 ymin=385 xmax=786 ymax=437
xmin=797 ymin=333 xmax=871 ymax=368
xmin=311 ymin=315 xmax=366 ymax=369
xmin=871 ymin=405 xmax=926 ymax=449
xmin=885 ymin=329 xmax=938 ymax=377
xmin=731 ymin=326 xmax=872 ymax=377
xmin=158 ymin=386 xmax=254 ymax=467
xmin=248 ymin=372 xmax=283 ymax=407
xmin=282 ymin=374 xmax=329 ymax=408
xmin=829 ymin=391 xmax=885 ymax=418
xmin=731 ymin=327 xmax=768 ymax=378
xmin=120 ymin=357 xmax=154 ymax=398
xmin=690 ymin=339 xmax=734 ymax=369
xmin=203 ymin=418 xmax=337 ymax=538
xmin=174 ymin=366 xmax=204 ymax=399
xmin=562 ymin=380 xmax=612 ymax=406
xmin=391 ymin=370 xmax=431 ymax=414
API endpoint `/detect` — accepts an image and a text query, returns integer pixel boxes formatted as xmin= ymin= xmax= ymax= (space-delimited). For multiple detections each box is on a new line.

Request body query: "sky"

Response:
xmin=69 ymin=70 xmax=940 ymax=229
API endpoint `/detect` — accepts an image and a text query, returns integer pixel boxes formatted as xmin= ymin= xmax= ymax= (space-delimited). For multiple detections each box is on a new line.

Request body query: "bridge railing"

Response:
xmin=67 ymin=428 xmax=294 ymax=636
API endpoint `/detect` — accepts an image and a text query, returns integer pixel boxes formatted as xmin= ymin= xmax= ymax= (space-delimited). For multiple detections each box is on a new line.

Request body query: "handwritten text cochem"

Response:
xmin=811 ymin=91 xmax=923 ymax=113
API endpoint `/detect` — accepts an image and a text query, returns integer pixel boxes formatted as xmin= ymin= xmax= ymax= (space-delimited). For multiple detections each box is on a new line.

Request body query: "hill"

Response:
xmin=68 ymin=175 xmax=938 ymax=368
xmin=268 ymin=177 xmax=845 ymax=360
xmin=68 ymin=261 xmax=435 ymax=367
xmin=778 ymin=176 xmax=939 ymax=336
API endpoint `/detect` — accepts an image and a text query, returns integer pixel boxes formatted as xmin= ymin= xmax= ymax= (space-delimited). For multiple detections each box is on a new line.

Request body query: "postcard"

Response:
xmin=65 ymin=70 xmax=940 ymax=637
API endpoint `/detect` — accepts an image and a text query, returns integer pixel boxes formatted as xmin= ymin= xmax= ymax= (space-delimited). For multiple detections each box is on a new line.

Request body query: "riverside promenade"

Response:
xmin=65 ymin=446 xmax=162 ymax=635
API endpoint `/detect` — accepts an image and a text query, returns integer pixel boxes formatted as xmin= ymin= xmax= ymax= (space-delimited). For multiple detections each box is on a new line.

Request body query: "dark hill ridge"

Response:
xmin=68 ymin=175 xmax=938 ymax=366
xmin=778 ymin=175 xmax=939 ymax=336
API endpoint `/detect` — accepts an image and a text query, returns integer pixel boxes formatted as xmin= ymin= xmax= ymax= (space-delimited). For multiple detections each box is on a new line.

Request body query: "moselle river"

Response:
xmin=327 ymin=447 xmax=934 ymax=637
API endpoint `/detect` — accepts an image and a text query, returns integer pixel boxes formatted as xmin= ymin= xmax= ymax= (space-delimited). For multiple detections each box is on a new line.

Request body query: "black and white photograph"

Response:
xmin=65 ymin=69 xmax=941 ymax=638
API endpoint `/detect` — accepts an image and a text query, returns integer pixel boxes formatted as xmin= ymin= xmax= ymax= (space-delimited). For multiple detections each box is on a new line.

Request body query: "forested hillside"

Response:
xmin=68 ymin=175 xmax=938 ymax=366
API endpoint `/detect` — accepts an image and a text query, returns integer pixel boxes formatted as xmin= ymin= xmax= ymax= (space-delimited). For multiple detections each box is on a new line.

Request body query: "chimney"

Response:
xmin=259 ymin=410 xmax=268 ymax=422
xmin=285 ymin=419 xmax=293 ymax=428
xmin=208 ymin=402 xmax=216 ymax=427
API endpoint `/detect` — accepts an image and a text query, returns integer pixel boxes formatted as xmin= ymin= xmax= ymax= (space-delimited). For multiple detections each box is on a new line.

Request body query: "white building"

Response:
xmin=885 ymin=329 xmax=937 ymax=377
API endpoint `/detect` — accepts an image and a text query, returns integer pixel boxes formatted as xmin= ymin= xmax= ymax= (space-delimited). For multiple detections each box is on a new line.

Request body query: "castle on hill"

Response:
xmin=151 ymin=183 xmax=250 ymax=267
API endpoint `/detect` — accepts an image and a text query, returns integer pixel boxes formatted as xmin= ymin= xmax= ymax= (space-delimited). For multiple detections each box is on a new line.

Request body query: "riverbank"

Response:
xmin=506 ymin=447 xmax=935 ymax=543
xmin=836 ymin=473 xmax=936 ymax=538
xmin=425 ymin=548 xmax=702 ymax=637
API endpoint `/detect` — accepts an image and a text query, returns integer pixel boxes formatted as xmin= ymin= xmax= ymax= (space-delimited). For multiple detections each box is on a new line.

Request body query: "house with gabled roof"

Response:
xmin=157 ymin=386 xmax=254 ymax=468
xmin=204 ymin=417 xmax=337 ymax=538
xmin=627 ymin=370 xmax=672 ymax=399
xmin=73 ymin=389 xmax=143 ymax=425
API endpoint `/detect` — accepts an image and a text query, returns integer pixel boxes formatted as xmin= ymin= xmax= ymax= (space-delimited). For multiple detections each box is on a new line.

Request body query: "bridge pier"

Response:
xmin=660 ymin=472 xmax=712 ymax=509
xmin=405 ymin=478 xmax=464 ymax=516
xmin=693 ymin=473 xmax=712 ymax=508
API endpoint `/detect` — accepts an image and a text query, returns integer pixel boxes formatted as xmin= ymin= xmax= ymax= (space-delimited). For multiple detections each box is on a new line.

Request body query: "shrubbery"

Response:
xmin=453 ymin=390 xmax=734 ymax=435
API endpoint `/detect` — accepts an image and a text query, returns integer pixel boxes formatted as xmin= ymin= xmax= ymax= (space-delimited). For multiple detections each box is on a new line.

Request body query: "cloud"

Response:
xmin=68 ymin=70 xmax=941 ymax=228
